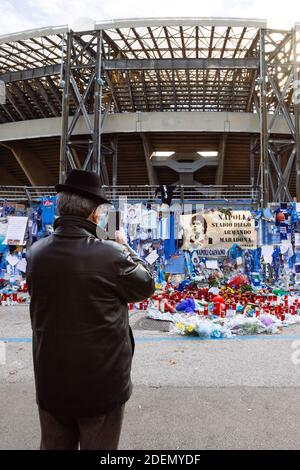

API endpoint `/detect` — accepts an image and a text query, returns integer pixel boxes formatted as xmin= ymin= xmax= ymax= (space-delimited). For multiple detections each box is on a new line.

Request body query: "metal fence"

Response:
xmin=0 ymin=185 xmax=261 ymax=205
xmin=104 ymin=185 xmax=261 ymax=205
xmin=0 ymin=186 xmax=56 ymax=202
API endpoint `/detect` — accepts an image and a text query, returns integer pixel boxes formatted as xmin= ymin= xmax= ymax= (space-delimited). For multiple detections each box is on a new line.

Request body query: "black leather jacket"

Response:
xmin=26 ymin=215 xmax=155 ymax=417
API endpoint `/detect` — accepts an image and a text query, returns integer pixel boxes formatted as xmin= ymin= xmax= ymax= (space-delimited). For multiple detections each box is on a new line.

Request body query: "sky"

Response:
xmin=0 ymin=0 xmax=299 ymax=35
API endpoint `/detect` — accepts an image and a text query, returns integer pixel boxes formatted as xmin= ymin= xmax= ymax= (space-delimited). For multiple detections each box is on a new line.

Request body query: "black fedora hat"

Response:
xmin=55 ymin=169 xmax=110 ymax=205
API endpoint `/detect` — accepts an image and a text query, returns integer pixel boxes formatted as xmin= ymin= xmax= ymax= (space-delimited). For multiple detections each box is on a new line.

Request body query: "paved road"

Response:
xmin=1 ymin=306 xmax=300 ymax=450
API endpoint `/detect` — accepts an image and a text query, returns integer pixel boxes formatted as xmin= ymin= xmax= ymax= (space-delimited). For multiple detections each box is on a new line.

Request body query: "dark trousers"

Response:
xmin=38 ymin=405 xmax=125 ymax=450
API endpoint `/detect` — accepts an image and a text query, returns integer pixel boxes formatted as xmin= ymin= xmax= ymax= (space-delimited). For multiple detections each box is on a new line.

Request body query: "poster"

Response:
xmin=0 ymin=217 xmax=8 ymax=253
xmin=0 ymin=217 xmax=8 ymax=236
xmin=180 ymin=212 xmax=207 ymax=250
xmin=2 ymin=216 xmax=28 ymax=246
xmin=124 ymin=204 xmax=142 ymax=224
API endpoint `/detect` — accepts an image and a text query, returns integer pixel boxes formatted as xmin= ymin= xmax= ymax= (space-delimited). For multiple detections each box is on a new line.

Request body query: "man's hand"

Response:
xmin=115 ymin=230 xmax=127 ymax=245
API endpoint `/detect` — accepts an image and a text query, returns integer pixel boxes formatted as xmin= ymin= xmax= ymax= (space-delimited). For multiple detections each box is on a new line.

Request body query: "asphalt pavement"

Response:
xmin=1 ymin=306 xmax=300 ymax=450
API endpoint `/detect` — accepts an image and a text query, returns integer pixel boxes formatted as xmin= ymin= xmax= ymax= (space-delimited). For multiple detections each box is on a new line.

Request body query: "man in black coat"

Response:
xmin=26 ymin=170 xmax=155 ymax=450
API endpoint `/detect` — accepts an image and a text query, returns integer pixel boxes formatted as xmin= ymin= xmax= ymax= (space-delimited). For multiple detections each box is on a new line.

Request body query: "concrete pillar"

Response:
xmin=178 ymin=173 xmax=195 ymax=185
xmin=140 ymin=133 xmax=158 ymax=185
xmin=215 ymin=133 xmax=228 ymax=185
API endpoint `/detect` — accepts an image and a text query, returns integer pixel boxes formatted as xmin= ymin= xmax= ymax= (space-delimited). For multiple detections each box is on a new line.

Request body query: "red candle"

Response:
xmin=290 ymin=306 xmax=296 ymax=315
xmin=214 ymin=304 xmax=221 ymax=316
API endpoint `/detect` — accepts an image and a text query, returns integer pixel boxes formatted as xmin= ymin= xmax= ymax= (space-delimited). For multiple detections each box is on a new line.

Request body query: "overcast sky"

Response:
xmin=0 ymin=0 xmax=299 ymax=35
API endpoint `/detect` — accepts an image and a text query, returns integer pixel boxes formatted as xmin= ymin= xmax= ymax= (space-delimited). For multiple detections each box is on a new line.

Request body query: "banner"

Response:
xmin=204 ymin=210 xmax=257 ymax=249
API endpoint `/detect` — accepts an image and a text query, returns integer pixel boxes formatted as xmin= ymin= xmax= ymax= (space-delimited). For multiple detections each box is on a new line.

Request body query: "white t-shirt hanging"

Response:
xmin=139 ymin=229 xmax=150 ymax=241
xmin=159 ymin=216 xmax=170 ymax=240
xmin=128 ymin=224 xmax=138 ymax=241
xmin=141 ymin=209 xmax=158 ymax=230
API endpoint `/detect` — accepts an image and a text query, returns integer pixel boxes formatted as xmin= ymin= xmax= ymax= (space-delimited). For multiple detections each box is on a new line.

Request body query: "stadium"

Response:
xmin=0 ymin=17 xmax=299 ymax=206
xmin=3 ymin=13 xmax=300 ymax=454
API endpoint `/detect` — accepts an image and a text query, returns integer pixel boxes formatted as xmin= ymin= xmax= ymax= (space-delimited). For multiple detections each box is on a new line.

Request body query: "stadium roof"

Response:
xmin=0 ymin=18 xmax=299 ymax=203
xmin=0 ymin=17 xmax=278 ymax=122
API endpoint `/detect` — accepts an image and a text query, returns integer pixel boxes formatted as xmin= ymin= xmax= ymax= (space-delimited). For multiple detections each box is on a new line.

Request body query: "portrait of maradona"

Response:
xmin=181 ymin=213 xmax=213 ymax=251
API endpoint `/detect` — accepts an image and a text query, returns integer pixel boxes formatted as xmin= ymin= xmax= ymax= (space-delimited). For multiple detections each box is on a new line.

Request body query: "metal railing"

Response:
xmin=104 ymin=185 xmax=261 ymax=206
xmin=0 ymin=185 xmax=261 ymax=205
xmin=0 ymin=186 xmax=56 ymax=202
